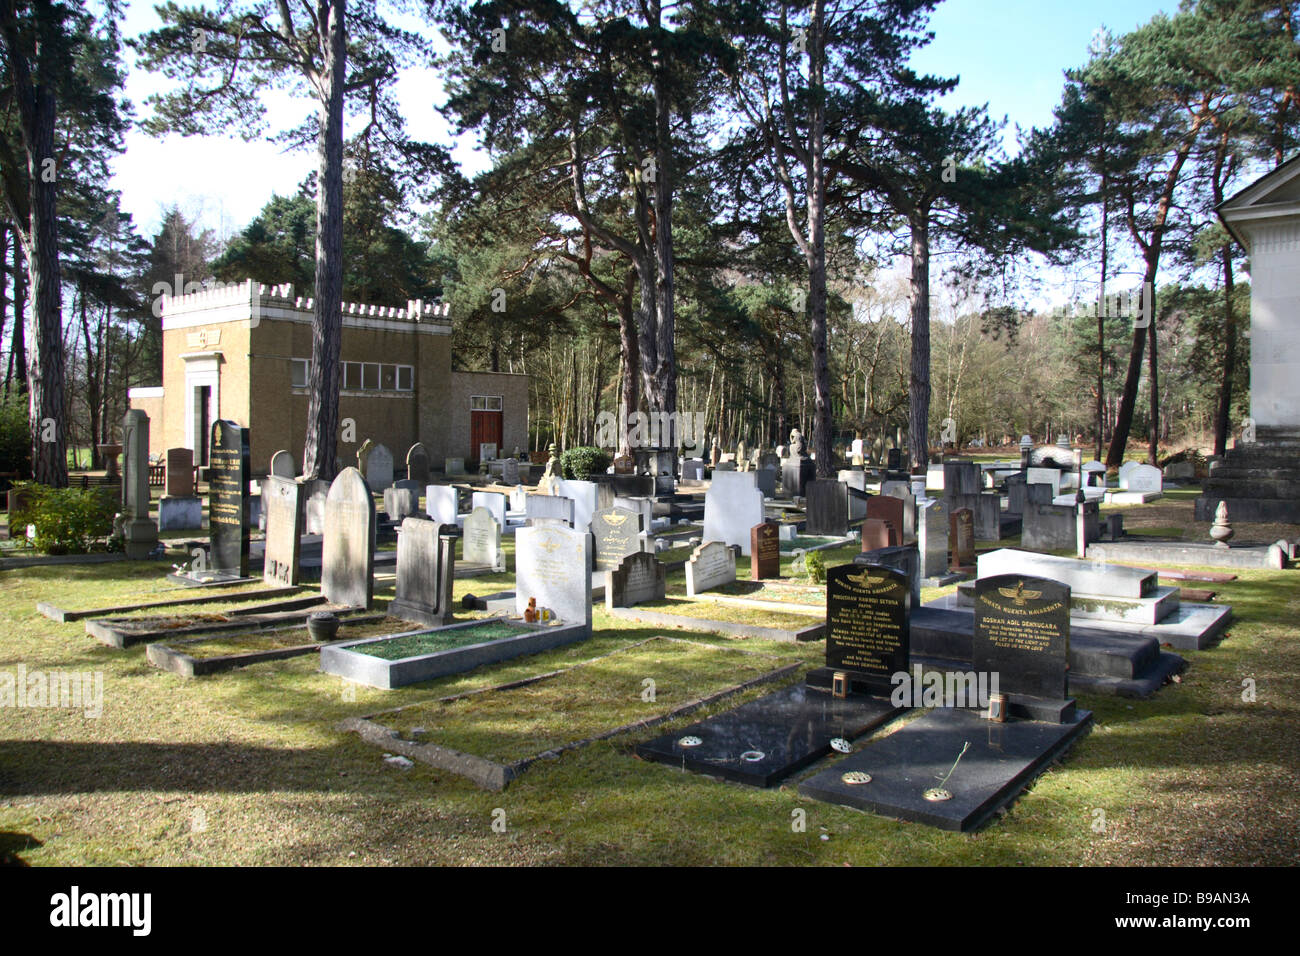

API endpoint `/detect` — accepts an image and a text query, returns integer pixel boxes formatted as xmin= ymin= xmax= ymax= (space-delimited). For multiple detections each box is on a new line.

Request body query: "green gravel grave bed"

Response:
xmin=380 ymin=638 xmax=785 ymax=764
xmin=780 ymin=535 xmax=846 ymax=552
xmin=356 ymin=621 xmax=527 ymax=660
xmin=640 ymin=596 xmax=819 ymax=630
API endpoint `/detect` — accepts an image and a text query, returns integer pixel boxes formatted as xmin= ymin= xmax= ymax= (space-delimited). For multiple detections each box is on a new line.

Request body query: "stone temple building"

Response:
xmin=127 ymin=280 xmax=528 ymax=475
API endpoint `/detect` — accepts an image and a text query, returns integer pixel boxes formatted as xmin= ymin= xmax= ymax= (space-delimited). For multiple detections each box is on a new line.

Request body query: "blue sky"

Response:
xmin=111 ymin=0 xmax=1179 ymax=239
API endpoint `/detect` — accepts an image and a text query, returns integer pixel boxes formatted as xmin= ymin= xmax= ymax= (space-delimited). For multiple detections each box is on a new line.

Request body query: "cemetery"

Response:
xmin=2 ymin=0 xmax=1299 ymax=883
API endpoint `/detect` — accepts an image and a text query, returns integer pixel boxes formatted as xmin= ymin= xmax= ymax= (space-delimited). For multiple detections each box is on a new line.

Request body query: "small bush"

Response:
xmin=0 ymin=396 xmax=32 ymax=489
xmin=804 ymin=549 xmax=826 ymax=584
xmin=8 ymin=482 xmax=116 ymax=554
xmin=560 ymin=445 xmax=610 ymax=480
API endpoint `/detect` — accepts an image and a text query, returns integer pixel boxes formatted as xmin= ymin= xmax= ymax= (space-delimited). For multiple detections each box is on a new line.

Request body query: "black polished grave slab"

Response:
xmin=798 ymin=707 xmax=1093 ymax=832
xmin=208 ymin=420 xmax=251 ymax=578
xmin=635 ymin=683 xmax=905 ymax=787
xmin=973 ymin=573 xmax=1073 ymax=722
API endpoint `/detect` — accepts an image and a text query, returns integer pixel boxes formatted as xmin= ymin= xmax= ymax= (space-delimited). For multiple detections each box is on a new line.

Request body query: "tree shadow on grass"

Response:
xmin=0 ymin=831 xmax=42 ymax=866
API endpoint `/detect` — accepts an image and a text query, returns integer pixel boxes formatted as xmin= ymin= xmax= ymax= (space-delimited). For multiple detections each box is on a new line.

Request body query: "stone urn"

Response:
xmin=1210 ymin=502 xmax=1234 ymax=549
xmin=307 ymin=611 xmax=341 ymax=643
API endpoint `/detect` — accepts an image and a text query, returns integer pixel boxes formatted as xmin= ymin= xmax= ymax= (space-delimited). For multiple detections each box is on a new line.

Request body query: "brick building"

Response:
xmin=128 ymin=280 xmax=528 ymax=475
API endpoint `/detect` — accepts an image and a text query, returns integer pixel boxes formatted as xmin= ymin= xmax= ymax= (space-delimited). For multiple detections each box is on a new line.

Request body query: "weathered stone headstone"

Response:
xmin=612 ymin=495 xmax=653 ymax=536
xmin=322 ymin=467 xmax=375 ymax=608
xmin=605 ymin=551 xmax=667 ymax=609
xmin=269 ymin=449 xmax=295 ymax=479
xmin=462 ymin=506 xmax=505 ymax=573
xmin=754 ymin=466 xmax=777 ymax=498
xmin=406 ymin=443 xmax=431 ymax=485
xmin=515 ymin=524 xmax=592 ymax=632
xmin=121 ymin=410 xmax=159 ymax=559
xmin=682 ymin=458 xmax=705 ymax=481
xmin=384 ymin=479 xmax=421 ymax=522
xmin=555 ymin=478 xmax=600 ymax=532
xmin=704 ymin=472 xmax=765 ymax=554
xmin=444 ymin=457 xmax=466 ymax=476
xmin=805 ymin=479 xmax=849 ymax=536
xmin=501 ymin=457 xmax=520 ymax=485
xmin=389 ymin=517 xmax=456 ymax=625
xmin=263 ymin=476 xmax=304 ymax=586
xmin=165 ymin=447 xmax=194 ymax=497
xmin=1123 ymin=463 xmax=1162 ymax=493
xmin=824 ymin=563 xmax=910 ymax=694
xmin=950 ymin=507 xmax=975 ymax=570
xmin=360 ymin=442 xmax=393 ymax=491
xmin=1026 ymin=467 xmax=1061 ymax=496
xmin=917 ymin=499 xmax=949 ymax=579
xmin=509 ymin=484 xmax=528 ymax=512
xmin=208 ymin=420 xmax=250 ymax=577
xmin=883 ymin=483 xmax=917 ymax=543
xmin=526 ymin=493 xmax=574 ymax=526
xmin=426 ymin=484 xmax=460 ymax=524
xmin=973 ymin=573 xmax=1071 ymax=705
xmin=751 ymin=521 xmax=781 ymax=579
xmin=591 ymin=506 xmax=644 ymax=572
xmin=685 ymin=540 xmax=737 ymax=597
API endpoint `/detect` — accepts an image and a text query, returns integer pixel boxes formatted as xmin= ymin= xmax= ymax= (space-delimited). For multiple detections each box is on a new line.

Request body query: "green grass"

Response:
xmin=1 ymin=497 xmax=1298 ymax=866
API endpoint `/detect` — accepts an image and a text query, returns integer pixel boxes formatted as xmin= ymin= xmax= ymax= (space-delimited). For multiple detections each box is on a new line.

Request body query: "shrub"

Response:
xmin=7 ymin=482 xmax=116 ymax=554
xmin=0 ymin=396 xmax=32 ymax=489
xmin=560 ymin=445 xmax=610 ymax=480
xmin=804 ymin=549 xmax=826 ymax=584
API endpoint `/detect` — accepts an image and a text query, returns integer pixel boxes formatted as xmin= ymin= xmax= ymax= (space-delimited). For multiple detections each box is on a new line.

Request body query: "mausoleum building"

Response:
xmin=128 ymin=280 xmax=528 ymax=474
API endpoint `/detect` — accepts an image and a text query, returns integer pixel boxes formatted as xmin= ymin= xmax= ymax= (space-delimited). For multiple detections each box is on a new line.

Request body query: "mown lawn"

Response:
xmin=1 ymin=497 xmax=1297 ymax=866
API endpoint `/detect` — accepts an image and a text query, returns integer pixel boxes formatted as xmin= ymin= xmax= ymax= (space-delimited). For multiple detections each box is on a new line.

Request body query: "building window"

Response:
xmin=396 ymin=366 xmax=413 ymax=391
xmin=471 ymin=395 xmax=503 ymax=411
xmin=362 ymin=362 xmax=379 ymax=390
xmin=330 ymin=360 xmax=415 ymax=392
xmin=290 ymin=359 xmax=309 ymax=388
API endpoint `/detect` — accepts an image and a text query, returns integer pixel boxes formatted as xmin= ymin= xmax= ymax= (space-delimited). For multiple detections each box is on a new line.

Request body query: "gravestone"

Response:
xmin=950 ymin=507 xmax=975 ymax=570
xmin=886 ymin=448 xmax=902 ymax=472
xmin=406 ymin=443 xmax=431 ymax=485
xmin=917 ymin=499 xmax=949 ymax=579
xmin=445 ymin=457 xmax=466 ymax=476
xmin=591 ymin=506 xmax=645 ymax=572
xmin=389 ymin=517 xmax=457 ymax=625
xmin=1026 ymin=467 xmax=1061 ymax=496
xmin=973 ymin=573 xmax=1072 ymax=720
xmin=471 ymin=490 xmax=508 ymax=529
xmin=704 ymin=473 xmax=765 ymax=555
xmin=526 ymin=493 xmax=574 ymax=527
xmin=462 ymin=506 xmax=505 ymax=573
xmin=822 ymin=563 xmax=910 ymax=695
xmin=121 ymin=410 xmax=159 ymax=559
xmin=509 ymin=485 xmax=528 ymax=512
xmin=753 ymin=466 xmax=777 ymax=498
xmin=855 ymin=545 xmax=921 ymax=608
xmin=426 ymin=485 xmax=460 ymax=524
xmin=861 ymin=518 xmax=898 ymax=551
xmin=361 ymin=443 xmax=393 ymax=491
xmin=322 ymin=468 xmax=375 ymax=609
xmin=262 ymin=476 xmax=304 ymax=586
xmin=804 ymin=479 xmax=849 ymax=536
xmin=781 ymin=456 xmax=817 ymax=498
xmin=1124 ymin=464 xmax=1162 ymax=493
xmin=384 ymin=479 xmax=421 ymax=522
xmin=1117 ymin=461 xmax=1140 ymax=488
xmin=208 ymin=420 xmax=250 ymax=578
xmin=605 ymin=551 xmax=667 ymax=609
xmin=751 ymin=522 xmax=781 ymax=579
xmin=515 ymin=524 xmax=592 ymax=632
xmin=685 ymin=540 xmax=737 ymax=597
xmin=682 ymin=459 xmax=705 ymax=481
xmin=1005 ymin=472 xmax=1028 ymax=514
xmin=865 ymin=495 xmax=904 ymax=544
xmin=883 ymin=483 xmax=917 ymax=543
xmin=612 ymin=496 xmax=653 ymax=536
xmin=1082 ymin=460 xmax=1107 ymax=487
xmin=555 ymin=478 xmax=600 ymax=532
xmin=839 ymin=469 xmax=869 ymax=519
xmin=165 ymin=447 xmax=194 ymax=497
xmin=269 ymin=449 xmax=295 ymax=479
xmin=611 ymin=474 xmax=655 ymax=498
xmin=501 ymin=457 xmax=520 ymax=485
xmin=305 ymin=489 xmax=327 ymax=535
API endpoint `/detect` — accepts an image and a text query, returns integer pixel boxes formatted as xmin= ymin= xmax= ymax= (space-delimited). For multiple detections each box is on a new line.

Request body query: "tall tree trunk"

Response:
xmin=1107 ymin=262 xmax=1157 ymax=467
xmin=907 ymin=209 xmax=931 ymax=472
xmin=650 ymin=0 xmax=676 ymax=449
xmin=1146 ymin=295 xmax=1159 ymax=464
xmin=301 ymin=0 xmax=347 ymax=482
xmin=807 ymin=0 xmax=833 ymax=477
xmin=633 ymin=252 xmax=661 ymax=413
xmin=618 ymin=270 xmax=639 ymax=458
xmin=1096 ymin=174 xmax=1107 ymax=462
xmin=7 ymin=237 xmax=27 ymax=398
xmin=0 ymin=222 xmax=7 ymax=375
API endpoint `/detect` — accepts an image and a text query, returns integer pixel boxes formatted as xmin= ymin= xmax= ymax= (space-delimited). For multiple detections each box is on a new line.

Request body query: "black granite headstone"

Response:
xmin=805 ymin=479 xmax=849 ymax=536
xmin=208 ymin=420 xmax=250 ymax=578
xmin=974 ymin=573 xmax=1071 ymax=715
xmin=822 ymin=563 xmax=910 ymax=695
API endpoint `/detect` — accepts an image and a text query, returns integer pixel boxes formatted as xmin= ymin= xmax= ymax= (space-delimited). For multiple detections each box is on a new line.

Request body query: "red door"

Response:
xmin=470 ymin=410 xmax=503 ymax=458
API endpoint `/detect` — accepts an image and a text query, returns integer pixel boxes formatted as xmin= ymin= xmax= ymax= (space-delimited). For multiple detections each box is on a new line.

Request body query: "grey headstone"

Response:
xmin=389 ymin=517 xmax=456 ymax=626
xmin=685 ymin=540 xmax=737 ymax=597
xmin=1124 ymin=464 xmax=1162 ymax=493
xmin=805 ymin=479 xmax=849 ymax=536
xmin=501 ymin=457 xmax=520 ymax=485
xmin=527 ymin=493 xmax=575 ymax=527
xmin=515 ymin=524 xmax=592 ymax=632
xmin=263 ymin=476 xmax=304 ymax=586
xmin=406 ymin=443 xmax=431 ymax=484
xmin=269 ymin=449 xmax=295 ymax=479
xmin=605 ymin=551 xmax=667 ymax=609
xmin=323 ymin=468 xmax=375 ymax=608
xmin=361 ymin=443 xmax=393 ymax=491
xmin=917 ymin=499 xmax=948 ymax=579
xmin=121 ymin=410 xmax=159 ymax=560
xmin=555 ymin=478 xmax=600 ymax=531
xmin=471 ymin=490 xmax=507 ymax=529
xmin=704 ymin=472 xmax=765 ymax=555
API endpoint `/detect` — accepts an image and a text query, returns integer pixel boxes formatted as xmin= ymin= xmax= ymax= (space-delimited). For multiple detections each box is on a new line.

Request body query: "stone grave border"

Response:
xmin=339 ymin=636 xmax=799 ymax=790
xmin=146 ymin=614 xmax=386 ymax=678
xmin=39 ymin=584 xmax=301 ymax=624
xmin=84 ymin=594 xmax=339 ymax=648
xmin=320 ymin=616 xmax=592 ymax=689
